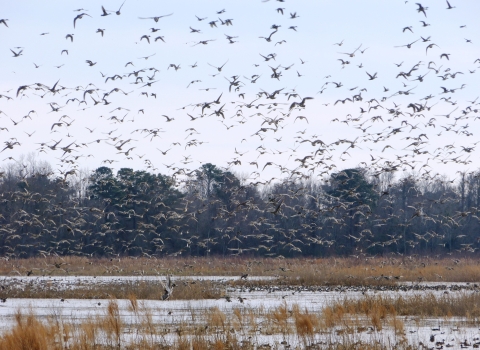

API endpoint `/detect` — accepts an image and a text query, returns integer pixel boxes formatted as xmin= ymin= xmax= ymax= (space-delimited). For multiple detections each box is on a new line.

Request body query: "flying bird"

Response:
xmin=73 ymin=13 xmax=91 ymax=28
xmin=139 ymin=13 xmax=173 ymax=22
xmin=446 ymin=0 xmax=455 ymax=9
xmin=100 ymin=6 xmax=111 ymax=16
xmin=140 ymin=35 xmax=151 ymax=43
xmin=289 ymin=97 xmax=313 ymax=110
xmin=416 ymin=3 xmax=428 ymax=17
xmin=10 ymin=49 xmax=23 ymax=57
xmin=160 ymin=275 xmax=175 ymax=300
xmin=208 ymin=60 xmax=228 ymax=72
xmin=115 ymin=0 xmax=126 ymax=15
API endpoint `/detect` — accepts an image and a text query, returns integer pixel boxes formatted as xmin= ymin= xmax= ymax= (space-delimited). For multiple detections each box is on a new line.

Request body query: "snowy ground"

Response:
xmin=1 ymin=276 xmax=480 ymax=348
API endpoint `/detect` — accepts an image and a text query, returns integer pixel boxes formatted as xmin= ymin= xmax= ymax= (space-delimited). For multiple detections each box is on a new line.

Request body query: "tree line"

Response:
xmin=1 ymin=156 xmax=480 ymax=259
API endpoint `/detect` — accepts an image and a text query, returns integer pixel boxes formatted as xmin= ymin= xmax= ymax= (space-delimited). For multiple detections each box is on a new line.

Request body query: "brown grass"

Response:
xmin=5 ymin=254 xmax=474 ymax=301
xmin=104 ymin=299 xmax=122 ymax=348
xmin=319 ymin=291 xmax=480 ymax=336
xmin=301 ymin=291 xmax=480 ymax=347
xmin=0 ymin=311 xmax=50 ymax=350
xmin=3 ymin=292 xmax=468 ymax=350
xmin=1 ymin=278 xmax=224 ymax=301
xmin=335 ymin=292 xmax=480 ymax=319
xmin=2 ymin=255 xmax=480 ymax=285
xmin=292 ymin=304 xmax=319 ymax=348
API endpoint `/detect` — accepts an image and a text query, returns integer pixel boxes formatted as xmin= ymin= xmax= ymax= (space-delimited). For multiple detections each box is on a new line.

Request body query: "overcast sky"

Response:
xmin=1 ymin=0 xmax=480 ymax=183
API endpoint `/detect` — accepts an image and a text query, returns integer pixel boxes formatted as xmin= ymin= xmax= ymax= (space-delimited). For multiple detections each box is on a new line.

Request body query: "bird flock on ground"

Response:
xmin=1 ymin=0 xmax=480 ymax=260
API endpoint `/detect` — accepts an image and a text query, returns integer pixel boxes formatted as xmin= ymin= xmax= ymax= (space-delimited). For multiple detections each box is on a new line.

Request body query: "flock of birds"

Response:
xmin=0 ymin=0 xmax=480 ymax=259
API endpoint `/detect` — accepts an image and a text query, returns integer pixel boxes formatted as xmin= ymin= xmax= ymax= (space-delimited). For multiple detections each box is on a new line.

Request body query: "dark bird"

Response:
xmin=115 ymin=0 xmax=126 ymax=15
xmin=192 ymin=39 xmax=215 ymax=46
xmin=208 ymin=60 xmax=228 ymax=72
xmin=161 ymin=275 xmax=175 ymax=300
xmin=338 ymin=44 xmax=362 ymax=57
xmin=425 ymin=43 xmax=439 ymax=54
xmin=140 ymin=35 xmax=151 ymax=43
xmin=16 ymin=85 xmax=29 ymax=97
xmin=100 ymin=6 xmax=111 ymax=16
xmin=289 ymin=97 xmax=313 ymax=110
xmin=139 ymin=13 xmax=173 ymax=22
xmin=73 ymin=13 xmax=91 ymax=28
xmin=416 ymin=3 xmax=428 ymax=17
xmin=270 ymin=198 xmax=284 ymax=215
xmin=446 ymin=0 xmax=455 ymax=9
xmin=259 ymin=30 xmax=278 ymax=42
xmin=395 ymin=39 xmax=419 ymax=49
xmin=10 ymin=49 xmax=23 ymax=57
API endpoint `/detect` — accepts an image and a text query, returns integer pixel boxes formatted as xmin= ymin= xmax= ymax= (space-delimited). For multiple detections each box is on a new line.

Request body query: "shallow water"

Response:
xmin=1 ymin=276 xmax=480 ymax=348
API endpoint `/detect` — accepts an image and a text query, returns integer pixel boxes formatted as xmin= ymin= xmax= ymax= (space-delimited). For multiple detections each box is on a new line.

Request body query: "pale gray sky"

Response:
xmin=1 ymin=0 xmax=479 ymax=182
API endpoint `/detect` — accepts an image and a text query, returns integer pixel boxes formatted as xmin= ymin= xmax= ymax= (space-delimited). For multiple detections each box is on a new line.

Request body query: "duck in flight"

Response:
xmin=139 ymin=13 xmax=173 ymax=22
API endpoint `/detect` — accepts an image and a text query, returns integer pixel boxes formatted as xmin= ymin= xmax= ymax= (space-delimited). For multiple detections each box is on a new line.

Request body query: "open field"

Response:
xmin=2 ymin=256 xmax=480 ymax=301
xmin=2 ymin=291 xmax=480 ymax=349
xmin=2 ymin=255 xmax=479 ymax=281
xmin=1 ymin=257 xmax=480 ymax=348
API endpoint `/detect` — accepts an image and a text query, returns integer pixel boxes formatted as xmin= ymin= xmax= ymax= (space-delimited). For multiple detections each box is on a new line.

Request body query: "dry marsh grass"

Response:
xmin=308 ymin=291 xmax=480 ymax=348
xmin=2 ymin=293 xmax=454 ymax=349
xmin=0 ymin=311 xmax=50 ymax=350
xmin=3 ymin=256 xmax=480 ymax=302
xmin=348 ymin=292 xmax=480 ymax=318
xmin=323 ymin=291 xmax=480 ymax=333
xmin=2 ymin=255 xmax=480 ymax=284
xmin=6 ymin=290 xmax=480 ymax=349
xmin=1 ymin=278 xmax=224 ymax=301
